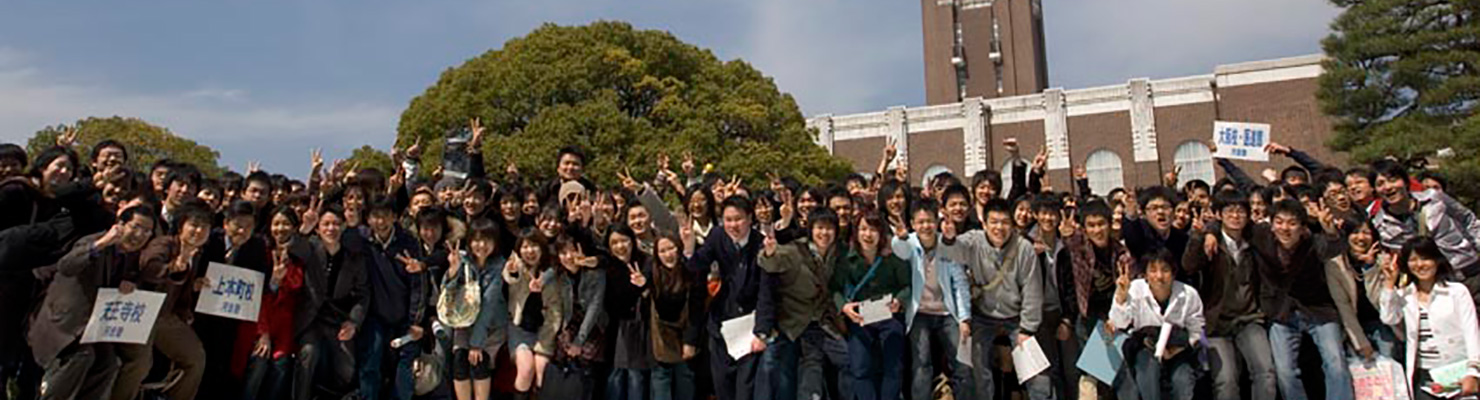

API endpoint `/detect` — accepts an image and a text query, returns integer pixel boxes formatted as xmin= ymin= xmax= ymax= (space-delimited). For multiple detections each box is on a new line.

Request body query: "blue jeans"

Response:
xmin=760 ymin=332 xmax=799 ymax=400
xmin=848 ymin=319 xmax=905 ymax=400
xmin=356 ymin=320 xmax=418 ymax=400
xmin=1207 ymin=323 xmax=1278 ymax=400
xmin=1362 ymin=319 xmax=1401 ymax=360
xmin=651 ymin=362 xmax=695 ymax=400
xmin=1268 ymin=312 xmax=1353 ymax=400
xmin=606 ymin=367 xmax=649 ymax=400
xmin=1115 ymin=346 xmax=1197 ymax=400
xmin=908 ymin=314 xmax=969 ymax=400
xmin=968 ymin=317 xmax=1054 ymax=400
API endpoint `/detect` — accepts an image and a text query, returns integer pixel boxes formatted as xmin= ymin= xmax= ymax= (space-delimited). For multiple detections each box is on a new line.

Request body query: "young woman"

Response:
xmin=831 ymin=212 xmax=910 ymax=400
xmin=1110 ymin=248 xmax=1205 ymax=400
xmin=494 ymin=184 xmax=531 ymax=258
xmin=239 ymin=207 xmax=308 ymax=400
xmin=604 ymin=225 xmax=655 ymax=400
xmin=504 ymin=229 xmax=560 ymax=399
xmin=1379 ymin=237 xmax=1480 ymax=399
xmin=447 ymin=219 xmax=508 ymax=400
xmin=647 ymin=233 xmax=704 ymax=400
xmin=1343 ymin=216 xmax=1400 ymax=359
xmin=686 ymin=185 xmax=716 ymax=243
xmin=543 ymin=234 xmax=607 ymax=400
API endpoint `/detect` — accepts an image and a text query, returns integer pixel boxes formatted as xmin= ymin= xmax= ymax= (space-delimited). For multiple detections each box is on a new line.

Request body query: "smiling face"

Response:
xmin=1013 ymin=201 xmax=1034 ymax=229
xmin=178 ymin=218 xmax=211 ymax=249
xmin=557 ymin=153 xmax=583 ymax=181
xmin=1408 ymin=252 xmax=1440 ymax=285
xmin=1376 ymin=174 xmax=1408 ymax=204
xmin=224 ymin=215 xmax=254 ymax=247
xmin=1146 ymin=259 xmax=1174 ymax=302
xmin=1348 ymin=224 xmax=1374 ymax=255
xmin=986 ymin=211 xmax=1012 ymax=247
xmin=270 ymin=213 xmax=295 ymax=246
xmin=118 ymin=214 xmax=156 ymax=253
xmin=1272 ymin=212 xmax=1304 ymax=249
xmin=811 ymin=222 xmax=837 ymax=252
xmin=42 ymin=156 xmax=75 ymax=189
xmin=93 ymin=146 xmax=126 ymax=171
xmin=627 ymin=205 xmax=651 ymax=236
xmin=1346 ymin=174 xmax=1374 ymax=204
xmin=722 ymin=206 xmax=751 ymax=244
xmin=1085 ymin=215 xmax=1110 ymax=247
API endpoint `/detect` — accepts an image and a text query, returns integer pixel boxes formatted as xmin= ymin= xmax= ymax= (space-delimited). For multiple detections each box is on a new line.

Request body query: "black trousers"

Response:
xmin=707 ymin=334 xmax=759 ymax=400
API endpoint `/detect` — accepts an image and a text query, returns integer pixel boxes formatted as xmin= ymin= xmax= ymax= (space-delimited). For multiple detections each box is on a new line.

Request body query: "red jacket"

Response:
xmin=231 ymin=258 xmax=305 ymax=376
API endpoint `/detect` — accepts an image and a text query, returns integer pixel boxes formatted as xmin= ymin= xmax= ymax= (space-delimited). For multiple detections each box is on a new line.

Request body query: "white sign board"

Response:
xmin=1212 ymin=121 xmax=1271 ymax=162
xmin=195 ymin=262 xmax=264 ymax=322
xmin=81 ymin=288 xmax=166 ymax=344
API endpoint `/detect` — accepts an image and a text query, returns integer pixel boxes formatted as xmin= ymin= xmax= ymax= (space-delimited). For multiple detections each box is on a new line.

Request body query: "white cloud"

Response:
xmin=0 ymin=46 xmax=400 ymax=177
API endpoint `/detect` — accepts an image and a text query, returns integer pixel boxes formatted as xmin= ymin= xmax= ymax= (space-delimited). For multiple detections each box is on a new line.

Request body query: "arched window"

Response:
xmin=1085 ymin=150 xmax=1124 ymax=196
xmin=1000 ymin=158 xmax=1025 ymax=199
xmin=1173 ymin=141 xmax=1215 ymax=190
xmin=923 ymin=165 xmax=953 ymax=185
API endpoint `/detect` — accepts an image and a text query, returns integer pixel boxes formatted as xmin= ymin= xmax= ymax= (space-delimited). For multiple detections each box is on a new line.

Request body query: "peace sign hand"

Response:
xmin=310 ymin=148 xmax=325 ymax=173
xmin=1164 ymin=165 xmax=1182 ymax=188
xmin=628 ymin=263 xmax=647 ymax=288
xmin=468 ymin=118 xmax=485 ymax=151
xmin=1032 ymin=147 xmax=1048 ymax=173
xmin=1381 ymin=250 xmax=1400 ymax=290
xmin=272 ymin=248 xmax=291 ymax=286
xmin=56 ymin=125 xmax=80 ymax=148
xmin=619 ymin=167 xmax=641 ymax=193
xmin=882 ymin=137 xmax=898 ymax=162
xmin=397 ymin=252 xmax=426 ymax=274
xmin=681 ymin=151 xmax=696 ymax=176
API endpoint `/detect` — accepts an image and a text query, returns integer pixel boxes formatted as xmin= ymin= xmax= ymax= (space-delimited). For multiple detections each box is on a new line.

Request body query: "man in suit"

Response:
xmin=29 ymin=205 xmax=157 ymax=400
xmin=683 ymin=195 xmax=775 ymax=400
xmin=294 ymin=205 xmax=370 ymax=400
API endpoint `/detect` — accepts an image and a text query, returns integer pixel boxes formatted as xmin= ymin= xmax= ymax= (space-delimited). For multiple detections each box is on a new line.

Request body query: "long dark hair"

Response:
xmin=515 ymin=228 xmax=553 ymax=270
xmin=653 ymin=233 xmax=690 ymax=297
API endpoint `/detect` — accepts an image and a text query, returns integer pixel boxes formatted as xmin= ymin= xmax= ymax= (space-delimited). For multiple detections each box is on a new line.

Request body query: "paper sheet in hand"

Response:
xmin=1012 ymin=337 xmax=1052 ymax=384
xmin=721 ymin=313 xmax=757 ymax=361
xmin=1153 ymin=323 xmax=1173 ymax=359
xmin=195 ymin=262 xmax=264 ymax=322
xmin=1418 ymin=360 xmax=1470 ymax=398
xmin=858 ymin=295 xmax=894 ymax=326
xmin=1076 ymin=321 xmax=1127 ymax=385
xmin=81 ymin=288 xmax=167 ymax=344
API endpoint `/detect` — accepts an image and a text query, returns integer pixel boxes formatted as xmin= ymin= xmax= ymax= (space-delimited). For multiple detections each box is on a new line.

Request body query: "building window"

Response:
xmin=924 ymin=164 xmax=954 ymax=185
xmin=1085 ymin=150 xmax=1124 ymax=196
xmin=1173 ymin=141 xmax=1215 ymax=190
xmin=1000 ymin=158 xmax=1024 ymax=199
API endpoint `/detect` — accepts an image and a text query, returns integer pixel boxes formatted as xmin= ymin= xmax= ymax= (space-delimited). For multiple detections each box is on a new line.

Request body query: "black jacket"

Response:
xmin=687 ymin=226 xmax=775 ymax=339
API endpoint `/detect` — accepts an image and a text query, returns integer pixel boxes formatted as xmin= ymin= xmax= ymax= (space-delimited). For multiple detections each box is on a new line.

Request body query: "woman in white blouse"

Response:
xmin=1379 ymin=237 xmax=1480 ymax=399
xmin=1109 ymin=248 xmax=1205 ymax=400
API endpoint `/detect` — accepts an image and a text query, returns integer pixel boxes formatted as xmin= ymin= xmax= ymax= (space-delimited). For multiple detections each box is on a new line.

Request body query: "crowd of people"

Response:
xmin=1 ymin=123 xmax=1478 ymax=400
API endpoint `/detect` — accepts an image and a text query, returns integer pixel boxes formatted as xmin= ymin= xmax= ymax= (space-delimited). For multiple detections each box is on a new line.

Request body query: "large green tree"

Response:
xmin=1319 ymin=0 xmax=1480 ymax=203
xmin=27 ymin=116 xmax=225 ymax=176
xmin=397 ymin=21 xmax=851 ymax=189
xmin=344 ymin=145 xmax=395 ymax=176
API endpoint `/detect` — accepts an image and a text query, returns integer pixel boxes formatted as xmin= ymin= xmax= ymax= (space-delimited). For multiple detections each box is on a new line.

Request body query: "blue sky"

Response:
xmin=0 ymin=0 xmax=1340 ymax=178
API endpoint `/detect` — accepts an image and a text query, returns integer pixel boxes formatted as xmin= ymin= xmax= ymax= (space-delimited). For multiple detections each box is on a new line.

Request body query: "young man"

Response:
xmin=1369 ymin=160 xmax=1480 ymax=306
xmin=159 ymin=166 xmax=203 ymax=231
xmin=29 ymin=205 xmax=157 ymax=400
xmin=1066 ymin=199 xmax=1135 ymax=395
xmin=1255 ymin=200 xmax=1371 ymax=400
xmin=360 ymin=198 xmax=433 ymax=400
xmin=682 ymin=195 xmax=774 ymax=400
xmin=940 ymin=198 xmax=1050 ymax=400
xmin=1345 ymin=168 xmax=1378 ymax=216
xmin=117 ymin=202 xmax=212 ymax=400
xmin=295 ymin=206 xmax=370 ymax=400
xmin=1027 ymin=193 xmax=1080 ymax=400
xmin=890 ymin=199 xmax=972 ymax=400
xmin=758 ymin=209 xmax=849 ymax=400
xmin=1110 ymin=249 xmax=1205 ymax=400
xmin=196 ymin=200 xmax=272 ymax=400
xmin=1122 ymin=186 xmax=1190 ymax=265
xmin=1183 ymin=190 xmax=1277 ymax=400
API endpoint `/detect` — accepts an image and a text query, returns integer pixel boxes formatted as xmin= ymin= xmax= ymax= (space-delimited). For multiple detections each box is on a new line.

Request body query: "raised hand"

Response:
xmin=1382 ymin=250 xmax=1400 ymax=290
xmin=628 ymin=263 xmax=646 ymax=287
xmin=56 ymin=125 xmax=80 ymax=148
xmin=681 ymin=151 xmax=696 ymax=177
xmin=889 ymin=214 xmax=909 ymax=239
xmin=504 ymin=158 xmax=518 ymax=179
xmin=528 ymin=272 xmax=544 ymax=293
xmin=1164 ymin=166 xmax=1182 ymax=188
xmin=468 ymin=118 xmax=486 ymax=151
xmin=247 ymin=160 xmax=262 ymax=174
xmin=406 ymin=136 xmax=424 ymax=160
xmin=310 ymin=148 xmax=325 ymax=174
xmin=1114 ymin=255 xmax=1133 ymax=304
xmin=1058 ymin=211 xmax=1078 ymax=238
xmin=1264 ymin=142 xmax=1291 ymax=156
xmin=1204 ymin=233 xmax=1219 ymax=259
xmin=882 ymin=137 xmax=897 ymax=162
xmin=1073 ymin=165 xmax=1088 ymax=181
xmin=397 ymin=252 xmax=426 ymax=274
xmin=1032 ymin=146 xmax=1048 ymax=173
xmin=272 ymin=248 xmax=290 ymax=287
xmin=618 ymin=167 xmax=640 ymax=193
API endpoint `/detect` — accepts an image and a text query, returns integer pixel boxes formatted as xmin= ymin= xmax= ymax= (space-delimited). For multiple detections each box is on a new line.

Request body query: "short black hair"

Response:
xmin=469 ymin=218 xmax=499 ymax=242
xmin=1270 ymin=199 xmax=1308 ymax=222
xmin=1080 ymin=198 xmax=1112 ymax=223
xmin=28 ymin=146 xmax=78 ymax=179
xmin=1184 ymin=179 xmax=1210 ymax=194
xmin=368 ymin=196 xmax=397 ymax=215
xmin=971 ymin=169 xmax=1002 ymax=194
xmin=271 ymin=205 xmax=301 ymax=228
xmin=466 ymin=179 xmax=494 ymax=200
xmin=163 ymin=165 xmax=203 ymax=192
xmin=808 ymin=208 xmax=840 ymax=232
xmin=1346 ymin=167 xmax=1376 ymax=185
xmin=1029 ymin=193 xmax=1063 ymax=214
xmin=844 ymin=173 xmax=868 ymax=188
xmin=221 ymin=171 xmax=244 ymax=193
xmin=1372 ymin=159 xmax=1409 ymax=183
xmin=1281 ymin=166 xmax=1309 ymax=182
xmin=941 ymin=184 xmax=971 ymax=205
xmin=1137 ymin=186 xmax=1178 ymax=208
xmin=245 ymin=171 xmax=272 ymax=189
xmin=1212 ymin=189 xmax=1250 ymax=214
xmin=1288 ymin=184 xmax=1320 ymax=203
xmin=0 ymin=143 xmax=27 ymax=167
xmin=118 ymin=204 xmax=158 ymax=228
xmin=556 ymin=146 xmax=587 ymax=166
xmin=224 ymin=200 xmax=257 ymax=221
xmin=1416 ymin=170 xmax=1447 ymax=191
xmin=1139 ymin=247 xmax=1177 ymax=277
xmin=173 ymin=200 xmax=214 ymax=234
xmin=417 ymin=207 xmax=448 ymax=231
xmin=983 ymin=198 xmax=1013 ymax=218
xmin=912 ymin=198 xmax=940 ymax=221
xmin=720 ymin=195 xmax=754 ymax=218
xmin=90 ymin=139 xmax=128 ymax=163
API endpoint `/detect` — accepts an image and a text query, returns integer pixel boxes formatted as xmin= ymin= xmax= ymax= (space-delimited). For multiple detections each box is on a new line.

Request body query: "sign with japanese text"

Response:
xmin=194 ymin=262 xmax=263 ymax=322
xmin=1212 ymin=121 xmax=1271 ymax=162
xmin=80 ymin=288 xmax=166 ymax=344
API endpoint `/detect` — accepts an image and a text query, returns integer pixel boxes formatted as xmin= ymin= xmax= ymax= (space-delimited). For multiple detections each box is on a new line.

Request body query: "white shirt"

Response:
xmin=1109 ymin=279 xmax=1205 ymax=345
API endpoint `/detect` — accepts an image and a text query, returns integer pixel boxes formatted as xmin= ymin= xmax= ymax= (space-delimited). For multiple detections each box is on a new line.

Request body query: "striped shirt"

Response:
xmin=1418 ymin=307 xmax=1443 ymax=368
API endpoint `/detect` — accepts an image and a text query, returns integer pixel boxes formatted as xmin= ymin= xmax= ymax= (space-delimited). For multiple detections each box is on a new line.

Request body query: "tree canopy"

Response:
xmin=1319 ymin=0 xmax=1480 ymax=203
xmin=396 ymin=21 xmax=851 ymax=189
xmin=27 ymin=116 xmax=225 ymax=177
xmin=345 ymin=145 xmax=395 ymax=176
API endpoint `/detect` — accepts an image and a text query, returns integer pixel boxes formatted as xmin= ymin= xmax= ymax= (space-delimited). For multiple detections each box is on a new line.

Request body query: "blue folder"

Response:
xmin=1076 ymin=321 xmax=1127 ymax=385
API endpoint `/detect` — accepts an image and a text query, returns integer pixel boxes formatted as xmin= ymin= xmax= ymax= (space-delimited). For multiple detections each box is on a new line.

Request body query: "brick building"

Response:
xmin=806 ymin=54 xmax=1343 ymax=195
xmin=921 ymin=0 xmax=1049 ymax=103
